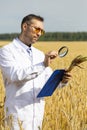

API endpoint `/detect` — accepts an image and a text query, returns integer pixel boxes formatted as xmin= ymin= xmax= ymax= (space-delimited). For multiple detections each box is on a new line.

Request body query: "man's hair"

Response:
xmin=21 ymin=14 xmax=44 ymax=25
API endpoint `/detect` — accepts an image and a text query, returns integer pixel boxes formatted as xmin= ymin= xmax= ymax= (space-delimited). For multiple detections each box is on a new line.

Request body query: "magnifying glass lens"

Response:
xmin=58 ymin=46 xmax=68 ymax=57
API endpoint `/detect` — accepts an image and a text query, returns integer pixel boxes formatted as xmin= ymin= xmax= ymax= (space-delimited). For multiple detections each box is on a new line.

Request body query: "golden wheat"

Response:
xmin=0 ymin=41 xmax=87 ymax=130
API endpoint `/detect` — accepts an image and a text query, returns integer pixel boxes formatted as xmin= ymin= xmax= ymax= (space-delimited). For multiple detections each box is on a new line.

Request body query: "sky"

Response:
xmin=0 ymin=0 xmax=87 ymax=33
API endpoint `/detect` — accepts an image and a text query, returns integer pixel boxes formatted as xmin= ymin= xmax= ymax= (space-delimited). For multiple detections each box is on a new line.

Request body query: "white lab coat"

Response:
xmin=0 ymin=38 xmax=53 ymax=130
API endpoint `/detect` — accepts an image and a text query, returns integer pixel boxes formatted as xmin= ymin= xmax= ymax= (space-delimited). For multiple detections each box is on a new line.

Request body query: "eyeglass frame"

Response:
xmin=26 ymin=23 xmax=45 ymax=35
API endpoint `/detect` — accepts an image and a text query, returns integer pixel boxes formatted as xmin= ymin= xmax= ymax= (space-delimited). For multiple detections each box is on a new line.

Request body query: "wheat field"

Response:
xmin=0 ymin=41 xmax=87 ymax=130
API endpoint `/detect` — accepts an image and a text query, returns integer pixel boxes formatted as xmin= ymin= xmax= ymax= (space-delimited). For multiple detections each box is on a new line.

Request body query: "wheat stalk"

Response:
xmin=67 ymin=55 xmax=87 ymax=72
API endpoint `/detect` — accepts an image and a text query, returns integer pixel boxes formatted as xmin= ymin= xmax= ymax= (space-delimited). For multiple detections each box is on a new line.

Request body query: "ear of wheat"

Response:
xmin=67 ymin=55 xmax=87 ymax=72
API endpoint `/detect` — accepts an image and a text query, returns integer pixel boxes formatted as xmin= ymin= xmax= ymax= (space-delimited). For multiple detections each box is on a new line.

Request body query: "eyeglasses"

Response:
xmin=27 ymin=23 xmax=45 ymax=35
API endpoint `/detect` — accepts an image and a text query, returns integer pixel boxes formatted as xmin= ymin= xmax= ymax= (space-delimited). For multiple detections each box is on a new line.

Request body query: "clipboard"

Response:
xmin=37 ymin=69 xmax=65 ymax=98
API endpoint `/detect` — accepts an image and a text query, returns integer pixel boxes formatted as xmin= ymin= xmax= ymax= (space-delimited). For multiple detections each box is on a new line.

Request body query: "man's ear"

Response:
xmin=23 ymin=23 xmax=27 ymax=31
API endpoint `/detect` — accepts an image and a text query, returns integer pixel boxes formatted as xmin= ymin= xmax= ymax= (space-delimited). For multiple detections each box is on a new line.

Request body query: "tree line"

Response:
xmin=0 ymin=32 xmax=87 ymax=41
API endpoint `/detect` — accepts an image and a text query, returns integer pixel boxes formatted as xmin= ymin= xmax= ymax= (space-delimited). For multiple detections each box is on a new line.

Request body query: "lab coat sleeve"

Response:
xmin=0 ymin=48 xmax=45 ymax=82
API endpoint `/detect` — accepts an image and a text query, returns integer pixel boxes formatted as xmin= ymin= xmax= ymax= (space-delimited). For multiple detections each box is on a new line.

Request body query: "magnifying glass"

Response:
xmin=58 ymin=46 xmax=68 ymax=57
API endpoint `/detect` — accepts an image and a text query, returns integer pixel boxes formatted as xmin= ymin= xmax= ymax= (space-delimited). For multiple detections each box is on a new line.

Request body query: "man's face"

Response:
xmin=22 ymin=19 xmax=44 ymax=45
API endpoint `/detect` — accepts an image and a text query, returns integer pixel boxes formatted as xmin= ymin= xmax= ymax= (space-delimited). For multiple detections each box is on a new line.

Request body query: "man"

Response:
xmin=0 ymin=14 xmax=71 ymax=130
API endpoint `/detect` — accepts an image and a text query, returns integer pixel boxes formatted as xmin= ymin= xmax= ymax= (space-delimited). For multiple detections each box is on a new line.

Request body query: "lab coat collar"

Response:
xmin=13 ymin=38 xmax=32 ymax=53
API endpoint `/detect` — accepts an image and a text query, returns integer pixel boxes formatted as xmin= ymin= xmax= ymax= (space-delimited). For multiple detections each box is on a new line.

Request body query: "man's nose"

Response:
xmin=37 ymin=30 xmax=42 ymax=37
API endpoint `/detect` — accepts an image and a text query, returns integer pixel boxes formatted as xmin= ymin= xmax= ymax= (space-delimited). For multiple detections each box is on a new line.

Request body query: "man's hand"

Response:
xmin=61 ymin=70 xmax=72 ymax=84
xmin=44 ymin=51 xmax=58 ymax=67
